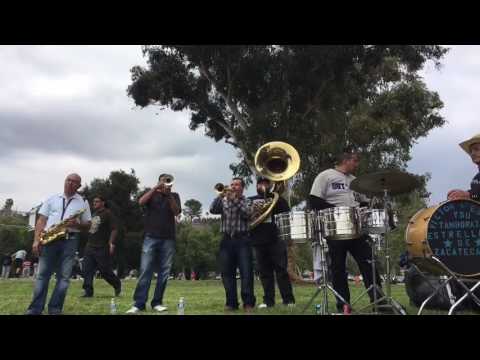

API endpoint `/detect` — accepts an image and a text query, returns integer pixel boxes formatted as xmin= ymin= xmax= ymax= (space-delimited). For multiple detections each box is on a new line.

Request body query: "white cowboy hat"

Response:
xmin=459 ymin=133 xmax=480 ymax=155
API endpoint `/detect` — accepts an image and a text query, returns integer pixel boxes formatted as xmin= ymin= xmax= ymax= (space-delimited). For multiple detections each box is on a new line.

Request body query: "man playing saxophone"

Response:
xmin=26 ymin=173 xmax=92 ymax=315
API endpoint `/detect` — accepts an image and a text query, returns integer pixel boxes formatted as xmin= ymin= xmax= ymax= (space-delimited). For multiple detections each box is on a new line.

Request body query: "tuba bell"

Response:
xmin=250 ymin=141 xmax=300 ymax=229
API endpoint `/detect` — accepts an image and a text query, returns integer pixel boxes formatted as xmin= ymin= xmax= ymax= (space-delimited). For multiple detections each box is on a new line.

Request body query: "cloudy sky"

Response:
xmin=0 ymin=45 xmax=478 ymax=213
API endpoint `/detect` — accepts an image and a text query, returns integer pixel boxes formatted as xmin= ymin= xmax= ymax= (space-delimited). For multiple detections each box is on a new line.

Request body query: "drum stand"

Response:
xmin=413 ymin=257 xmax=480 ymax=315
xmin=351 ymin=189 xmax=407 ymax=315
xmin=302 ymin=234 xmax=350 ymax=315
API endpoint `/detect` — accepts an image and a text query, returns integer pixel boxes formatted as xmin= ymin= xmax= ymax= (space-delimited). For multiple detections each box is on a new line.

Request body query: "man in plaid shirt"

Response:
xmin=210 ymin=177 xmax=256 ymax=313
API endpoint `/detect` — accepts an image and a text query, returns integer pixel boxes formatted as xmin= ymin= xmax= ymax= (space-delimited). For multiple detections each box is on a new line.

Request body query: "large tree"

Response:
xmin=128 ymin=45 xmax=448 ymax=280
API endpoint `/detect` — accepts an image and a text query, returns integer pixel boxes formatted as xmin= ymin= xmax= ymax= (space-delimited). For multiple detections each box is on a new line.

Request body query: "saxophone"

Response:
xmin=39 ymin=209 xmax=86 ymax=245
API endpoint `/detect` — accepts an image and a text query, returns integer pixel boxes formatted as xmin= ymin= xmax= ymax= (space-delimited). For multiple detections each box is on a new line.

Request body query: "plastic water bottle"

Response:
xmin=177 ymin=297 xmax=185 ymax=315
xmin=315 ymin=304 xmax=321 ymax=315
xmin=110 ymin=298 xmax=117 ymax=315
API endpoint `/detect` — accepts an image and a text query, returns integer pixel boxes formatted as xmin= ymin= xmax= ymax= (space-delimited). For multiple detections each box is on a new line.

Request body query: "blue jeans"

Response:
xmin=26 ymin=234 xmax=79 ymax=315
xmin=133 ymin=235 xmax=175 ymax=310
xmin=219 ymin=233 xmax=256 ymax=309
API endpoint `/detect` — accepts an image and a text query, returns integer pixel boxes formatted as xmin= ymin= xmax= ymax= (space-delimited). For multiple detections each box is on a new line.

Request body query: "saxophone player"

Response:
xmin=26 ymin=173 xmax=92 ymax=315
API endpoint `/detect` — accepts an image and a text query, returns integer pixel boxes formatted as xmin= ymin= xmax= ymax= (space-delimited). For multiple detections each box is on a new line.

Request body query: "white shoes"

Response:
xmin=126 ymin=306 xmax=142 ymax=314
xmin=153 ymin=305 xmax=168 ymax=312
xmin=258 ymin=303 xmax=268 ymax=309
xmin=126 ymin=305 xmax=168 ymax=313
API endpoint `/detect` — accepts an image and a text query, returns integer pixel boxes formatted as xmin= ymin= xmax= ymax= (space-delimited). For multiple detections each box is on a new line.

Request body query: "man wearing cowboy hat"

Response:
xmin=447 ymin=133 xmax=480 ymax=201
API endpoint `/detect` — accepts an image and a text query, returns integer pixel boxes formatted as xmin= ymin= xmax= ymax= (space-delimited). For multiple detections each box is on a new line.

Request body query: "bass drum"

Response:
xmin=406 ymin=199 xmax=480 ymax=278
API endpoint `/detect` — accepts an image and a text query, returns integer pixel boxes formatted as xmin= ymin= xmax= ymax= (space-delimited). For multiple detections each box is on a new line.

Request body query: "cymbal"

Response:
xmin=350 ymin=170 xmax=419 ymax=195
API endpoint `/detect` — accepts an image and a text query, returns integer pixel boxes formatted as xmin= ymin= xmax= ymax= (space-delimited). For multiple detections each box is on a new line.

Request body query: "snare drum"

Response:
xmin=318 ymin=207 xmax=362 ymax=240
xmin=275 ymin=211 xmax=314 ymax=244
xmin=362 ymin=209 xmax=398 ymax=234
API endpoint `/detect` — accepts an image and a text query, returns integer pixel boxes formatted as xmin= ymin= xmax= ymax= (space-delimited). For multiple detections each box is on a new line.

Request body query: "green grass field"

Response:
xmin=0 ymin=278 xmax=475 ymax=315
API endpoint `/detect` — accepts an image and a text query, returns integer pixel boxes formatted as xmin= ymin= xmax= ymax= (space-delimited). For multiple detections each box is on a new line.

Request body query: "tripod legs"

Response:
xmin=303 ymin=240 xmax=350 ymax=315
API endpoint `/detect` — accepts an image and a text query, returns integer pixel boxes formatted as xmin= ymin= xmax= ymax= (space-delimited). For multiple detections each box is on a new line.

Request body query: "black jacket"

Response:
xmin=248 ymin=193 xmax=290 ymax=246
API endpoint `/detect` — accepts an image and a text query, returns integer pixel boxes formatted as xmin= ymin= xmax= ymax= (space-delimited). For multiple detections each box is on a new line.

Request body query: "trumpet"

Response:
xmin=159 ymin=174 xmax=174 ymax=187
xmin=214 ymin=183 xmax=232 ymax=197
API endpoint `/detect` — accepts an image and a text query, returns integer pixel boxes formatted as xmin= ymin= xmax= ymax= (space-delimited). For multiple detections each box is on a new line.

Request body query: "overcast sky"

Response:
xmin=0 ymin=45 xmax=478 ymax=213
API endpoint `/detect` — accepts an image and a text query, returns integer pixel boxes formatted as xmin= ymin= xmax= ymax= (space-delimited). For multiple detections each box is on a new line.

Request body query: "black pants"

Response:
xmin=254 ymin=240 xmax=295 ymax=306
xmin=82 ymin=246 xmax=121 ymax=296
xmin=219 ymin=233 xmax=256 ymax=309
xmin=327 ymin=236 xmax=382 ymax=310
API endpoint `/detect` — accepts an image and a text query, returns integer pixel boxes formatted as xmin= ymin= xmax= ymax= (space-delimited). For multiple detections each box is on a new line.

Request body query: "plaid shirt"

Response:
xmin=210 ymin=195 xmax=252 ymax=236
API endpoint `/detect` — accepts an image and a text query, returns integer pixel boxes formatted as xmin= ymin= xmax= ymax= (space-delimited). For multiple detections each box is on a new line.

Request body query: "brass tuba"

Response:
xmin=249 ymin=141 xmax=300 ymax=229
xmin=39 ymin=209 xmax=86 ymax=245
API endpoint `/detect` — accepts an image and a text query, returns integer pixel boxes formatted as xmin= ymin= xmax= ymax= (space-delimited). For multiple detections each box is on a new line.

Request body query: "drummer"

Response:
xmin=309 ymin=148 xmax=385 ymax=314
xmin=447 ymin=133 xmax=480 ymax=201
xmin=248 ymin=177 xmax=295 ymax=309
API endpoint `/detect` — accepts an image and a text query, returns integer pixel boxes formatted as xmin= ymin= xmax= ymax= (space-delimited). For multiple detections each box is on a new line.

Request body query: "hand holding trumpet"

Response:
xmin=214 ymin=183 xmax=237 ymax=200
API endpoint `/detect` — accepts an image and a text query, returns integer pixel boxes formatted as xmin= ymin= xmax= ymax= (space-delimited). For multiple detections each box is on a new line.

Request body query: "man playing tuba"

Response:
xmin=248 ymin=176 xmax=295 ymax=309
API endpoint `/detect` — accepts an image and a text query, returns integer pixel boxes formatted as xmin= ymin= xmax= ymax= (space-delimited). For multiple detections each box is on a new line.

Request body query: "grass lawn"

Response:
xmin=0 ymin=278 xmax=475 ymax=315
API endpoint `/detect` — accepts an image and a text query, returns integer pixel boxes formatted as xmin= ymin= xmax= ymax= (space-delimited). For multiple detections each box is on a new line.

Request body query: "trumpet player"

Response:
xmin=210 ymin=178 xmax=256 ymax=313
xmin=127 ymin=174 xmax=181 ymax=314
xmin=26 ymin=173 xmax=92 ymax=315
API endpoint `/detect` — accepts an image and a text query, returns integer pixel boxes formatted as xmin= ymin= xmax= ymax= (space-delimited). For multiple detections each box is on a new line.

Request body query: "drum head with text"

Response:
xmin=427 ymin=200 xmax=480 ymax=277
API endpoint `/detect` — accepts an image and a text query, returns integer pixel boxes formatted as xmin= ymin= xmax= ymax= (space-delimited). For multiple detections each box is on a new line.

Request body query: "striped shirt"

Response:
xmin=210 ymin=196 xmax=252 ymax=236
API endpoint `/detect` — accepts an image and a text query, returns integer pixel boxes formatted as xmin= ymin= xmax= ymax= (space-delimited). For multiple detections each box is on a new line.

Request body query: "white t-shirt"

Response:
xmin=310 ymin=168 xmax=369 ymax=207
xmin=38 ymin=193 xmax=92 ymax=232
xmin=14 ymin=250 xmax=27 ymax=260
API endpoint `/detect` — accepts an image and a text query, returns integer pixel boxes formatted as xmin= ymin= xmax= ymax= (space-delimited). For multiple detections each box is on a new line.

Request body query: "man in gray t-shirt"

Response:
xmin=310 ymin=168 xmax=369 ymax=208
xmin=309 ymin=149 xmax=386 ymax=314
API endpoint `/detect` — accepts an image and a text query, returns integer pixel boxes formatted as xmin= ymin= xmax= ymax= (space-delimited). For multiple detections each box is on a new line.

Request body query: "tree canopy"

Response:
xmin=128 ymin=45 xmax=448 ymax=201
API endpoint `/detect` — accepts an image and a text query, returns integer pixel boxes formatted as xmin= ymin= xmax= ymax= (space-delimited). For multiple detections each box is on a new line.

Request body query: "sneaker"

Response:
xmin=25 ymin=310 xmax=41 ymax=315
xmin=224 ymin=306 xmax=237 ymax=312
xmin=126 ymin=306 xmax=142 ymax=314
xmin=152 ymin=305 xmax=168 ymax=312
xmin=258 ymin=303 xmax=268 ymax=309
xmin=244 ymin=305 xmax=254 ymax=314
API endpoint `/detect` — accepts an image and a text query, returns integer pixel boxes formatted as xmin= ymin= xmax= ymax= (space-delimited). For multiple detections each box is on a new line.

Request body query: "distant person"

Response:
xmin=25 ymin=173 xmax=92 ymax=315
xmin=1 ymin=253 xmax=12 ymax=279
xmin=126 ymin=174 xmax=181 ymax=314
xmin=81 ymin=196 xmax=121 ymax=298
xmin=448 ymin=133 xmax=480 ymax=201
xmin=22 ymin=259 xmax=32 ymax=278
xmin=13 ymin=249 xmax=27 ymax=277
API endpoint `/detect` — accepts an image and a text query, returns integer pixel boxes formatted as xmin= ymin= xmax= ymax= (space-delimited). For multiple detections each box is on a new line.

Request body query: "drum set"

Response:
xmin=275 ymin=170 xmax=418 ymax=315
